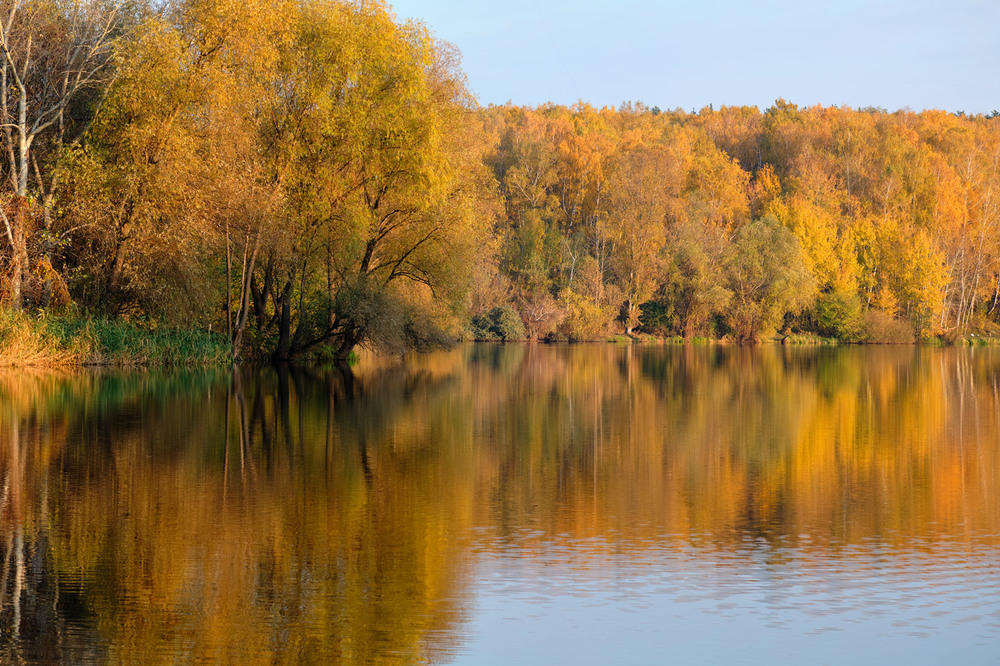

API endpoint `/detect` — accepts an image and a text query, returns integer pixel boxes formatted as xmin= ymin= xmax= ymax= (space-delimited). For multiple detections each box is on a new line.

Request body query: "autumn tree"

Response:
xmin=53 ymin=0 xmax=292 ymax=336
xmin=725 ymin=216 xmax=816 ymax=342
xmin=656 ymin=219 xmax=733 ymax=338
xmin=605 ymin=141 xmax=673 ymax=333
xmin=255 ymin=0 xmax=490 ymax=360
xmin=0 ymin=0 xmax=122 ymax=308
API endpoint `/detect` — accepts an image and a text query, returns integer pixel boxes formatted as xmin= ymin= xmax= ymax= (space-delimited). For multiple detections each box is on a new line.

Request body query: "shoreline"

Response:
xmin=4 ymin=310 xmax=1000 ymax=369
xmin=0 ymin=310 xmax=231 ymax=368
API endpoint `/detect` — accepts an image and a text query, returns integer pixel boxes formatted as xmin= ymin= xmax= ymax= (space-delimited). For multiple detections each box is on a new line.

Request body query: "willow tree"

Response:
xmin=256 ymin=0 xmax=489 ymax=361
xmin=725 ymin=216 xmax=816 ymax=342
xmin=53 ymin=0 xmax=293 ymax=331
xmin=50 ymin=0 xmax=490 ymax=359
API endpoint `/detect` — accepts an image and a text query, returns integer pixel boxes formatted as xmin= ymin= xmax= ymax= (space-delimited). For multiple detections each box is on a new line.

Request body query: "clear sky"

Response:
xmin=388 ymin=0 xmax=1000 ymax=113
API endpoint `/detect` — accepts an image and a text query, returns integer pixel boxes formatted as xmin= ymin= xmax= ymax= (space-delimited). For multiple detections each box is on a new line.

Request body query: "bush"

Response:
xmin=860 ymin=310 xmax=915 ymax=343
xmin=637 ymin=300 xmax=675 ymax=336
xmin=558 ymin=289 xmax=614 ymax=341
xmin=470 ymin=305 xmax=526 ymax=341
xmin=813 ymin=290 xmax=864 ymax=342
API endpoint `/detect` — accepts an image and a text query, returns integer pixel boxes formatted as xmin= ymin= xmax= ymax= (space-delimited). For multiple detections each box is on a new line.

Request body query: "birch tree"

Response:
xmin=0 ymin=0 xmax=121 ymax=307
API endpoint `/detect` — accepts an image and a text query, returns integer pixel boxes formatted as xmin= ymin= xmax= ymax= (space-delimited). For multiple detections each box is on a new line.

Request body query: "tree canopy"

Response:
xmin=3 ymin=3 xmax=1000 ymax=356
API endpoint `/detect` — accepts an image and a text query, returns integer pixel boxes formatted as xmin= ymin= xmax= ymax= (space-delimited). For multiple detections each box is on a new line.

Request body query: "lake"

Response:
xmin=2 ymin=344 xmax=999 ymax=663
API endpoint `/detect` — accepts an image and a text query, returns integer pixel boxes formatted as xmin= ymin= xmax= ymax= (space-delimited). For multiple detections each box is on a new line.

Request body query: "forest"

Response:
xmin=1 ymin=0 xmax=999 ymax=362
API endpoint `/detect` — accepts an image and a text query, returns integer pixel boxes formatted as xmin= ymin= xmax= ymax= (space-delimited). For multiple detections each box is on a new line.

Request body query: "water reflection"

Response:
xmin=2 ymin=345 xmax=1000 ymax=662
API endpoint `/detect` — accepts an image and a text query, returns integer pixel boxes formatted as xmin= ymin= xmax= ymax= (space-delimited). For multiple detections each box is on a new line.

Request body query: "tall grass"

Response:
xmin=0 ymin=309 xmax=231 ymax=367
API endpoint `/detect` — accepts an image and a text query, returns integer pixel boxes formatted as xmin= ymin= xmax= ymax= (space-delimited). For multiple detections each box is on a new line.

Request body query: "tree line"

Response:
xmin=479 ymin=102 xmax=1000 ymax=344
xmin=2 ymin=0 xmax=1000 ymax=360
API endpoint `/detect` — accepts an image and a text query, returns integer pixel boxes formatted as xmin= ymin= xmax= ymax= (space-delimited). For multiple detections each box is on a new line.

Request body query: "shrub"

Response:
xmin=813 ymin=289 xmax=864 ymax=342
xmin=860 ymin=310 xmax=915 ymax=343
xmin=558 ymin=289 xmax=614 ymax=341
xmin=470 ymin=305 xmax=526 ymax=341
xmin=637 ymin=300 xmax=675 ymax=336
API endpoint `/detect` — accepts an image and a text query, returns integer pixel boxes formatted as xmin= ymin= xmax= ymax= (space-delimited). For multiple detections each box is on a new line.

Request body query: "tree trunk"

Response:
xmin=225 ymin=222 xmax=232 ymax=340
xmin=273 ymin=280 xmax=293 ymax=362
xmin=625 ymin=298 xmax=636 ymax=335
xmin=4 ymin=197 xmax=30 ymax=309
xmin=6 ymin=79 xmax=32 ymax=311
xmin=8 ymin=222 xmax=23 ymax=309
xmin=335 ymin=329 xmax=359 ymax=362
xmin=232 ymin=234 xmax=261 ymax=360
xmin=250 ymin=268 xmax=272 ymax=331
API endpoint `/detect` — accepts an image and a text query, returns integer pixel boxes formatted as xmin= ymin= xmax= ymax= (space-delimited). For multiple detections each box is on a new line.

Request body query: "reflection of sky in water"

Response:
xmin=457 ymin=533 xmax=1000 ymax=664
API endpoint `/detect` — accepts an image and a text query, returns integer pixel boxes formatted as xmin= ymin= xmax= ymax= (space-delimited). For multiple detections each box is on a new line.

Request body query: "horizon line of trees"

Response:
xmin=475 ymin=101 xmax=1000 ymax=344
xmin=2 ymin=0 xmax=1000 ymax=359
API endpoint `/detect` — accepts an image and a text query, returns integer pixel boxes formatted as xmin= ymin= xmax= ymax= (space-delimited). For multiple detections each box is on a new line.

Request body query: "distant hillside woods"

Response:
xmin=2 ymin=0 xmax=999 ymax=360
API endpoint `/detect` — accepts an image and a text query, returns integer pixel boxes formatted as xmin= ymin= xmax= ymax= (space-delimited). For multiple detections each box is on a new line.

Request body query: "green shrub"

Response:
xmin=469 ymin=315 xmax=495 ymax=340
xmin=637 ymin=300 xmax=675 ymax=336
xmin=814 ymin=290 xmax=864 ymax=342
xmin=470 ymin=305 xmax=526 ymax=341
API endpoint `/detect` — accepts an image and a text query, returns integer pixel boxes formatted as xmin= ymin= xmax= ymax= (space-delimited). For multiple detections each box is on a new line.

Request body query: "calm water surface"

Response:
xmin=1 ymin=344 xmax=999 ymax=663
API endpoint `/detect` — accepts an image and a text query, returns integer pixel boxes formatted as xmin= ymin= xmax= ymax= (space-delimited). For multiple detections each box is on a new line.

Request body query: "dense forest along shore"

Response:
xmin=2 ymin=0 xmax=1000 ymax=365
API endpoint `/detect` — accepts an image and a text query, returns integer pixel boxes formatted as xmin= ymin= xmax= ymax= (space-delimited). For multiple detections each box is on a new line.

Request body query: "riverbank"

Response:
xmin=5 ymin=309 xmax=1000 ymax=368
xmin=553 ymin=331 xmax=1000 ymax=347
xmin=0 ymin=310 xmax=231 ymax=367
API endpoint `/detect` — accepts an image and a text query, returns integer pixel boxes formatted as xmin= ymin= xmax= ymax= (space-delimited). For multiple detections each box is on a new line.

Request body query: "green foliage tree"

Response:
xmin=605 ymin=142 xmax=672 ymax=334
xmin=813 ymin=289 xmax=864 ymax=342
xmin=253 ymin=0 xmax=489 ymax=361
xmin=471 ymin=305 xmax=526 ymax=341
xmin=725 ymin=216 xmax=817 ymax=342
xmin=660 ymin=220 xmax=733 ymax=338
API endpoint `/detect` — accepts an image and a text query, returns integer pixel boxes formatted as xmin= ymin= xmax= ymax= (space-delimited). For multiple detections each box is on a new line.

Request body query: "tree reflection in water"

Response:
xmin=1 ymin=345 xmax=999 ymax=662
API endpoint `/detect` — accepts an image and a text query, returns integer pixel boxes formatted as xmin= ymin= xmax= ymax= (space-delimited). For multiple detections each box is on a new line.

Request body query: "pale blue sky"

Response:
xmin=389 ymin=0 xmax=999 ymax=113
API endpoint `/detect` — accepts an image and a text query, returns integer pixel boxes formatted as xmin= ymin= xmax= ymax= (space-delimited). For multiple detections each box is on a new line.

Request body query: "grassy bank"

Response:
xmin=0 ymin=310 xmax=231 ymax=367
